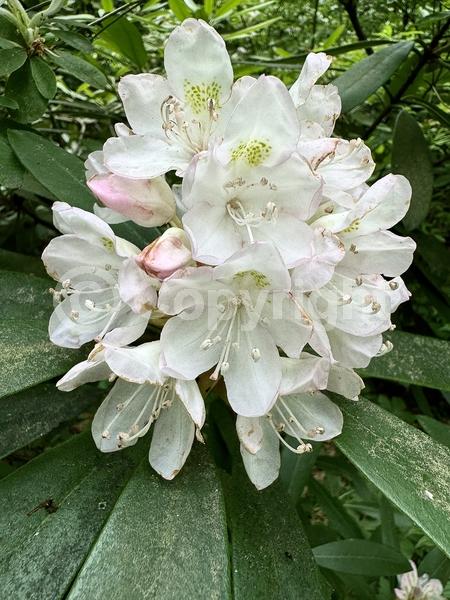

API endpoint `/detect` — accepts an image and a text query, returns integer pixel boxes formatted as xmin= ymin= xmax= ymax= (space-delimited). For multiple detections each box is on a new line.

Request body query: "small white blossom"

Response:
xmin=395 ymin=562 xmax=445 ymax=600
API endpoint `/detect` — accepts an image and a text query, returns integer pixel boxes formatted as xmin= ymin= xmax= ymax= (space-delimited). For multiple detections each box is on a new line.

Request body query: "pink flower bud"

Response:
xmin=136 ymin=228 xmax=192 ymax=280
xmin=87 ymin=174 xmax=175 ymax=227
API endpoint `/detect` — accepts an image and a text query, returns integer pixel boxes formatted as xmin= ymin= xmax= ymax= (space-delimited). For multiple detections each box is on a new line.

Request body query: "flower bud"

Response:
xmin=87 ymin=174 xmax=175 ymax=227
xmin=136 ymin=228 xmax=193 ymax=280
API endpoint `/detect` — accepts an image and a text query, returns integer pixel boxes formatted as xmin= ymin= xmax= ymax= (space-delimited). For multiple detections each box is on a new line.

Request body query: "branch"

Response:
xmin=338 ymin=0 xmax=373 ymax=54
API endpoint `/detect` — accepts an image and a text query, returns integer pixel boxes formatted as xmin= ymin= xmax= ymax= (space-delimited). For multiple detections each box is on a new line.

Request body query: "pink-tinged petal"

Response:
xmin=137 ymin=227 xmax=193 ymax=280
xmin=87 ymin=174 xmax=175 ymax=227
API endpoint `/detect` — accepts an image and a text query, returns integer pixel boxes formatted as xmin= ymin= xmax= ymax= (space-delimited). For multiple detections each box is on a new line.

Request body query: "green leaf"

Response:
xmin=0 ymin=137 xmax=24 ymax=187
xmin=0 ymin=249 xmax=45 ymax=276
xmin=0 ymin=46 xmax=26 ymax=77
xmin=168 ymin=0 xmax=193 ymax=20
xmin=222 ymin=17 xmax=281 ymax=41
xmin=223 ymin=469 xmax=330 ymax=599
xmin=98 ymin=16 xmax=147 ymax=69
xmin=203 ymin=0 xmax=214 ymax=15
xmin=309 ymin=479 xmax=364 ymax=539
xmin=419 ymin=547 xmax=450 ymax=582
xmin=417 ymin=415 xmax=450 ymax=449
xmin=8 ymin=128 xmax=93 ymax=210
xmin=0 ymin=383 xmax=102 ymax=459
xmin=0 ymin=95 xmax=18 ymax=109
xmin=392 ymin=110 xmax=433 ymax=231
xmin=55 ymin=29 xmax=93 ymax=52
xmin=51 ymin=50 xmax=107 ymax=89
xmin=279 ymin=439 xmax=320 ymax=503
xmin=313 ymin=540 xmax=409 ymax=576
xmin=358 ymin=331 xmax=450 ymax=391
xmin=30 ymin=56 xmax=57 ymax=99
xmin=333 ymin=41 xmax=414 ymax=112
xmin=5 ymin=60 xmax=48 ymax=123
xmin=335 ymin=398 xmax=450 ymax=555
xmin=0 ymin=432 xmax=146 ymax=598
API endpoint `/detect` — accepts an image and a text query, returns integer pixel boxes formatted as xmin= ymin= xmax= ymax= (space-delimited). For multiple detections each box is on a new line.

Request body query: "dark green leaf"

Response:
xmin=392 ymin=110 xmax=433 ymax=231
xmin=413 ymin=232 xmax=450 ymax=302
xmin=379 ymin=495 xmax=399 ymax=549
xmin=417 ymin=415 xmax=450 ymax=449
xmin=30 ymin=56 xmax=57 ymax=99
xmin=5 ymin=60 xmax=48 ymax=123
xmin=358 ymin=331 xmax=450 ymax=391
xmin=51 ymin=50 xmax=107 ymax=89
xmin=0 ymin=46 xmax=26 ymax=77
xmin=0 ymin=249 xmax=45 ymax=276
xmin=279 ymin=439 xmax=320 ymax=504
xmin=8 ymin=128 xmax=93 ymax=210
xmin=55 ymin=29 xmax=93 ymax=52
xmin=0 ymin=383 xmax=102 ymax=459
xmin=0 ymin=15 xmax=24 ymax=45
xmin=309 ymin=479 xmax=364 ymax=539
xmin=335 ymin=398 xmax=450 ymax=555
xmin=419 ymin=547 xmax=450 ymax=582
xmin=66 ymin=445 xmax=231 ymax=598
xmin=334 ymin=41 xmax=414 ymax=112
xmin=0 ymin=432 xmax=145 ymax=599
xmin=0 ymin=95 xmax=18 ymax=109
xmin=313 ymin=540 xmax=409 ymax=576
xmin=98 ymin=16 xmax=147 ymax=69
xmin=169 ymin=0 xmax=193 ymax=20
xmin=0 ymin=137 xmax=24 ymax=187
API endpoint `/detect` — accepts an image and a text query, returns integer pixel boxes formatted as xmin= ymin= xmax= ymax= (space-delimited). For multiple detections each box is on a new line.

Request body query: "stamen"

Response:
xmin=251 ymin=347 xmax=261 ymax=361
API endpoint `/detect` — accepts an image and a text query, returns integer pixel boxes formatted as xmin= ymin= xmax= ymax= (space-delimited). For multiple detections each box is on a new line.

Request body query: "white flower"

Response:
xmin=102 ymin=18 xmax=234 ymax=179
xmin=85 ymin=149 xmax=175 ymax=227
xmin=91 ymin=341 xmax=205 ymax=480
xmin=237 ymin=353 xmax=363 ymax=489
xmin=42 ymin=202 xmax=158 ymax=348
xmin=289 ymin=52 xmax=342 ymax=139
xmin=182 ymin=149 xmax=321 ymax=266
xmin=395 ymin=561 xmax=445 ymax=600
xmin=158 ymin=242 xmax=312 ymax=417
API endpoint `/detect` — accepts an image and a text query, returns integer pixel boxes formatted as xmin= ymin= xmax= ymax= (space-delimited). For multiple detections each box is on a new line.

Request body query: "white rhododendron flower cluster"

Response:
xmin=42 ymin=19 xmax=416 ymax=488
xmin=395 ymin=562 xmax=445 ymax=600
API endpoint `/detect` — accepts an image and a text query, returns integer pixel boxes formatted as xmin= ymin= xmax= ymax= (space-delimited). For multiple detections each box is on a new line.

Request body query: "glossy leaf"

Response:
xmin=0 ymin=383 xmax=102 ymax=459
xmin=419 ymin=547 xmax=450 ymax=582
xmin=335 ymin=397 xmax=450 ymax=555
xmin=279 ymin=440 xmax=320 ymax=503
xmin=0 ymin=249 xmax=46 ymax=277
xmin=51 ymin=50 xmax=107 ymax=89
xmin=358 ymin=331 xmax=450 ymax=391
xmin=334 ymin=41 xmax=414 ymax=112
xmin=0 ymin=137 xmax=23 ymax=188
xmin=5 ymin=60 xmax=47 ymax=123
xmin=55 ymin=29 xmax=93 ymax=52
xmin=0 ymin=46 xmax=26 ymax=77
xmin=98 ymin=16 xmax=147 ymax=69
xmin=313 ymin=539 xmax=409 ymax=576
xmin=392 ymin=110 xmax=433 ymax=231
xmin=30 ymin=56 xmax=57 ymax=99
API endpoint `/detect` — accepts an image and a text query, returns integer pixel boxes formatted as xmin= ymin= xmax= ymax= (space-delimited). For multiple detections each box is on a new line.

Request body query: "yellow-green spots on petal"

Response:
xmin=101 ymin=237 xmax=115 ymax=252
xmin=341 ymin=218 xmax=361 ymax=234
xmin=184 ymin=80 xmax=221 ymax=114
xmin=231 ymin=139 xmax=272 ymax=167
xmin=234 ymin=270 xmax=270 ymax=289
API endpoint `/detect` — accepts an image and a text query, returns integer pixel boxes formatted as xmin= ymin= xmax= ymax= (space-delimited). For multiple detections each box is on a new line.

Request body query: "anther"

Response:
xmin=201 ymin=338 xmax=213 ymax=350
xmin=349 ymin=243 xmax=358 ymax=253
xmin=251 ymin=347 xmax=261 ymax=362
xmin=371 ymin=301 xmax=381 ymax=313
xmin=389 ymin=281 xmax=399 ymax=290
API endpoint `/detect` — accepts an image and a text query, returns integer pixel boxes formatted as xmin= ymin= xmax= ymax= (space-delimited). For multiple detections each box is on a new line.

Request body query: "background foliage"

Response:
xmin=0 ymin=0 xmax=449 ymax=598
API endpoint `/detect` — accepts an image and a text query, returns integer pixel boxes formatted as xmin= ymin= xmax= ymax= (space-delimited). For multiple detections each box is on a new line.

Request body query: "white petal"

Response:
xmin=291 ymin=228 xmax=344 ymax=292
xmin=164 ymin=18 xmax=233 ymax=110
xmin=175 ymin=379 xmax=205 ymax=428
xmin=85 ymin=150 xmax=108 ymax=177
xmin=56 ymin=353 xmax=111 ymax=391
xmin=298 ymin=84 xmax=341 ymax=137
xmin=118 ymin=257 xmax=158 ymax=314
xmin=101 ymin=310 xmax=149 ymax=347
xmin=240 ymin=416 xmax=280 ymax=490
xmin=279 ymin=355 xmax=330 ymax=396
xmin=343 ymin=174 xmax=412 ymax=237
xmin=326 ymin=363 xmax=364 ymax=399
xmin=236 ymin=415 xmax=264 ymax=454
xmin=94 ymin=204 xmax=129 ymax=224
xmin=104 ymin=341 xmax=163 ymax=384
xmin=326 ymin=330 xmax=383 ymax=368
xmin=103 ymin=134 xmax=191 ymax=179
xmin=160 ymin=311 xmax=223 ymax=379
xmin=213 ymin=242 xmax=291 ymax=292
xmin=158 ymin=265 xmax=217 ymax=315
xmin=297 ymin=137 xmax=339 ymax=171
xmin=217 ymin=75 xmax=300 ymax=168
xmin=253 ymin=216 xmax=315 ymax=269
xmin=149 ymin=399 xmax=195 ymax=480
xmin=264 ymin=292 xmax=312 ymax=358
xmin=290 ymin=52 xmax=332 ymax=106
xmin=118 ymin=73 xmax=170 ymax=136
xmin=183 ymin=201 xmax=242 ymax=265
xmin=92 ymin=380 xmax=158 ymax=452
xmin=279 ymin=391 xmax=343 ymax=441
xmin=339 ymin=230 xmax=416 ymax=277
xmin=223 ymin=321 xmax=281 ymax=417
xmin=51 ymin=201 xmax=116 ymax=247
xmin=318 ymin=138 xmax=375 ymax=190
